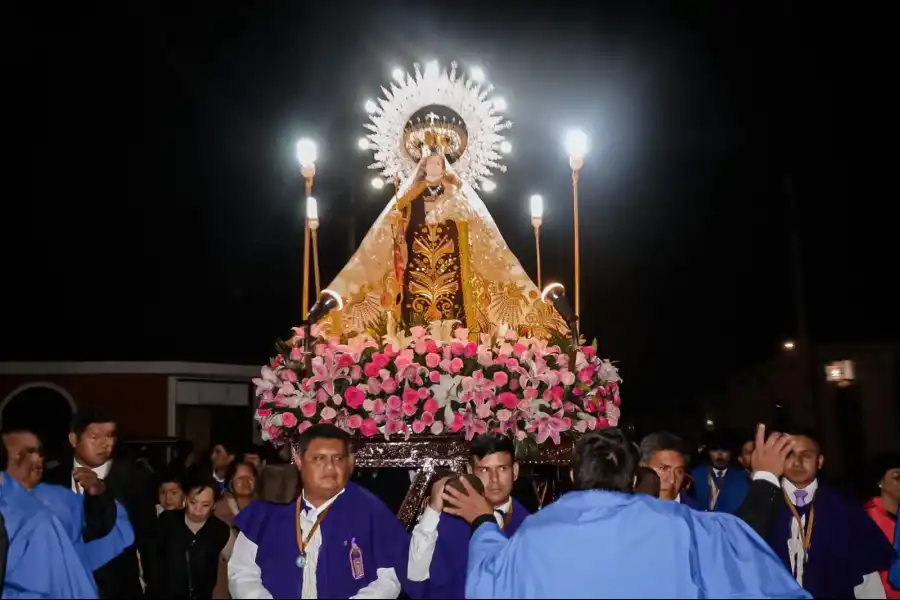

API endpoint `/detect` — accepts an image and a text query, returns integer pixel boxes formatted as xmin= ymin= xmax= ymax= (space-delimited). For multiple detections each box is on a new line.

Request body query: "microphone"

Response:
xmin=540 ymin=283 xmax=575 ymax=323
xmin=306 ymin=289 xmax=344 ymax=324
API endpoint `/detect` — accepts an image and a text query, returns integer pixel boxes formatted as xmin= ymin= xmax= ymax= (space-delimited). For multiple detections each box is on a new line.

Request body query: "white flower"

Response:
xmin=430 ymin=374 xmax=461 ymax=408
xmin=382 ymin=312 xmax=412 ymax=350
xmin=598 ymin=359 xmax=622 ymax=383
xmin=427 ymin=320 xmax=460 ymax=345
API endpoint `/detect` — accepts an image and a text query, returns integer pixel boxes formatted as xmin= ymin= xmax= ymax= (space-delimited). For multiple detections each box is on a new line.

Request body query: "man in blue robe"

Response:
xmin=0 ymin=473 xmax=99 ymax=598
xmin=3 ymin=429 xmax=134 ymax=574
xmin=228 ymin=424 xmax=410 ymax=599
xmin=407 ymin=433 xmax=529 ymax=598
xmin=756 ymin=431 xmax=896 ymax=598
xmin=443 ymin=428 xmax=811 ymax=599
xmin=690 ymin=433 xmax=749 ymax=514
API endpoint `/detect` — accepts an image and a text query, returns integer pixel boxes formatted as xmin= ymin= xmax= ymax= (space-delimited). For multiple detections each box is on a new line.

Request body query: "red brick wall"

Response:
xmin=0 ymin=373 xmax=168 ymax=438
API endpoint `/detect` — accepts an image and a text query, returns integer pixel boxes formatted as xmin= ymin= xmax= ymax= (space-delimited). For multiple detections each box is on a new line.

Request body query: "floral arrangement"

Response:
xmin=254 ymin=319 xmax=622 ymax=447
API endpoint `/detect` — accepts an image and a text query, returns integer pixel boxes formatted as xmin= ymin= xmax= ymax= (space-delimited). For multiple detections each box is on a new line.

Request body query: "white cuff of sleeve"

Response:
xmin=418 ymin=506 xmax=441 ymax=532
xmin=751 ymin=471 xmax=781 ymax=488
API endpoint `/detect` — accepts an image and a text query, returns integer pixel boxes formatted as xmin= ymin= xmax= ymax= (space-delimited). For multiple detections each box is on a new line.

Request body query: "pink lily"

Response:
xmin=534 ymin=410 xmax=571 ymax=445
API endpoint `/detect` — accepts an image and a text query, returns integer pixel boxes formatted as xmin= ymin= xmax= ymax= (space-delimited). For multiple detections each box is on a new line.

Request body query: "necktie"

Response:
xmin=494 ymin=510 xmax=505 ymax=527
xmin=714 ymin=471 xmax=725 ymax=487
xmin=794 ymin=489 xmax=808 ymax=507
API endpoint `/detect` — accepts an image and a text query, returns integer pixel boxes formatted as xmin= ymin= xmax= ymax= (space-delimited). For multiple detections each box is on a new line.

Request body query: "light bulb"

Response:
xmin=364 ymin=99 xmax=378 ymax=114
xmin=493 ymin=97 xmax=507 ymax=111
xmin=564 ymin=129 xmax=589 ymax=160
xmin=370 ymin=177 xmax=385 ymax=190
xmin=471 ymin=67 xmax=485 ymax=82
xmin=481 ymin=179 xmax=496 ymax=192
xmin=499 ymin=141 xmax=512 ymax=154
xmin=295 ymin=138 xmax=317 ymax=167
xmin=530 ymin=194 xmax=544 ymax=219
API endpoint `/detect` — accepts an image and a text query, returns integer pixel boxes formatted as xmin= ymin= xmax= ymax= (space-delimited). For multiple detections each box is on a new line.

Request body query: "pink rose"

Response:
xmin=337 ymin=354 xmax=354 ymax=369
xmin=476 ymin=402 xmax=493 ymax=419
xmin=409 ymin=326 xmax=426 ymax=339
xmin=320 ymin=406 xmax=337 ymax=420
xmin=549 ymin=385 xmax=565 ymax=401
xmin=402 ymin=402 xmax=418 ymax=417
xmin=421 ymin=411 xmax=435 ymax=426
xmin=387 ymin=395 xmax=402 ymax=410
xmin=423 ymin=398 xmax=438 ymax=414
xmin=371 ymin=353 xmax=390 ymax=370
xmin=517 ymin=399 xmax=531 ymax=412
xmin=372 ymin=399 xmax=385 ymax=414
xmin=256 ymin=409 xmax=272 ymax=418
xmin=582 ymin=346 xmax=597 ymax=358
xmin=383 ymin=344 xmax=398 ymax=358
xmin=497 ymin=392 xmax=518 ymax=410
xmin=561 ymin=371 xmax=576 ymax=386
xmin=414 ymin=340 xmax=428 ymax=355
xmin=505 ymin=358 xmax=520 ymax=371
xmin=297 ymin=421 xmax=312 ymax=434
xmin=492 ymin=371 xmax=509 ymax=387
xmin=496 ymin=409 xmax=512 ymax=422
xmin=350 ymin=365 xmax=362 ymax=381
xmin=572 ymin=387 xmax=583 ymax=396
xmin=425 ymin=340 xmax=440 ymax=354
xmin=516 ymin=430 xmax=527 ymax=441
xmin=450 ymin=342 xmax=466 ymax=356
xmin=402 ymin=387 xmax=419 ymax=405
xmin=596 ymin=416 xmax=610 ymax=428
xmin=367 ymin=377 xmax=382 ymax=395
xmin=344 ymin=386 xmax=366 ymax=409
xmin=364 ymin=362 xmax=381 ymax=379
xmin=578 ymin=366 xmax=595 ymax=384
xmin=412 ymin=420 xmax=426 ymax=434
xmin=301 ymin=402 xmax=317 ymax=418
xmin=266 ymin=426 xmax=279 ymax=439
xmin=450 ymin=358 xmax=464 ymax=374
xmin=430 ymin=421 xmax=444 ymax=435
xmin=418 ymin=387 xmax=429 ymax=400
xmin=380 ymin=377 xmax=397 ymax=394
xmin=425 ymin=353 xmax=441 ymax=369
xmin=290 ymin=346 xmax=303 ymax=361
xmin=513 ymin=343 xmax=527 ymax=356
xmin=428 ymin=370 xmax=441 ymax=384
xmin=273 ymin=395 xmax=287 ymax=407
xmin=464 ymin=343 xmax=478 ymax=358
xmin=347 ymin=414 xmax=363 ymax=430
xmin=360 ymin=418 xmax=379 ymax=437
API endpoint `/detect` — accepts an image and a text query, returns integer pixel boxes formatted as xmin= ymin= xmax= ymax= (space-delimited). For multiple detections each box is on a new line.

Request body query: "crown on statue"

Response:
xmin=403 ymin=108 xmax=468 ymax=164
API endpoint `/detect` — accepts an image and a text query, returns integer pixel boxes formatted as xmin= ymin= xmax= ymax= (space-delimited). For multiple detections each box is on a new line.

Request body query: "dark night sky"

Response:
xmin=2 ymin=2 xmax=893 ymax=422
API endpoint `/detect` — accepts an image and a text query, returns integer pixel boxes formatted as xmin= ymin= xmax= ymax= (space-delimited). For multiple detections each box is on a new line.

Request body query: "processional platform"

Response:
xmin=353 ymin=434 xmax=573 ymax=528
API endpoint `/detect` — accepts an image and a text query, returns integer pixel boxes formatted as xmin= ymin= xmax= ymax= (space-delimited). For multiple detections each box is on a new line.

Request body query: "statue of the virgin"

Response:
xmin=322 ymin=63 xmax=567 ymax=338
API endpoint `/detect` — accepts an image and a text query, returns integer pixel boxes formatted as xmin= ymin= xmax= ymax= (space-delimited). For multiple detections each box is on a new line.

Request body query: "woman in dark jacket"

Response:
xmin=146 ymin=476 xmax=230 ymax=599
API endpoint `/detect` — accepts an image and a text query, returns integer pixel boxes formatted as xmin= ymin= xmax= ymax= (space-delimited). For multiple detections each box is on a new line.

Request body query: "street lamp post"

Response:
xmin=530 ymin=194 xmax=544 ymax=289
xmin=307 ymin=197 xmax=321 ymax=297
xmin=296 ymin=138 xmax=318 ymax=317
xmin=564 ymin=130 xmax=589 ymax=319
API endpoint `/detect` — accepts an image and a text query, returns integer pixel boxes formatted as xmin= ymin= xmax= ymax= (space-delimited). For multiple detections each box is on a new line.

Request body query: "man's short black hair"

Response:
xmin=469 ymin=433 xmax=516 ymax=463
xmin=184 ymin=473 xmax=220 ymax=501
xmin=572 ymin=428 xmax=637 ymax=493
xmin=157 ymin=468 xmax=184 ymax=490
xmin=638 ymin=432 xmax=688 ymax=464
xmin=293 ymin=423 xmax=351 ymax=458
xmin=211 ymin=440 xmax=238 ymax=457
xmin=71 ymin=409 xmax=115 ymax=437
xmin=787 ymin=428 xmax=822 ymax=453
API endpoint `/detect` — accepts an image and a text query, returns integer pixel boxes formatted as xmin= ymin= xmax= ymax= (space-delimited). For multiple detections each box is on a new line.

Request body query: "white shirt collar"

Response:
xmin=301 ymin=487 xmax=346 ymax=521
xmin=213 ymin=469 xmax=225 ymax=483
xmin=673 ymin=493 xmax=682 ymax=504
xmin=74 ymin=458 xmax=111 ymax=479
xmin=782 ymin=477 xmax=818 ymax=505
xmin=494 ymin=498 xmax=513 ymax=514
xmin=713 ymin=468 xmax=727 ymax=478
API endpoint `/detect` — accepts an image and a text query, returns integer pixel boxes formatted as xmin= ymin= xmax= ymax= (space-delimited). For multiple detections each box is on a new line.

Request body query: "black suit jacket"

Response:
xmin=737 ymin=477 xmax=783 ymax=539
xmin=45 ymin=459 xmax=156 ymax=598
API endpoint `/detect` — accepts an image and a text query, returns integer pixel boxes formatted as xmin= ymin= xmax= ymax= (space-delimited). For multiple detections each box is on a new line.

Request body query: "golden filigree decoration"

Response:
xmin=406 ymin=223 xmax=462 ymax=324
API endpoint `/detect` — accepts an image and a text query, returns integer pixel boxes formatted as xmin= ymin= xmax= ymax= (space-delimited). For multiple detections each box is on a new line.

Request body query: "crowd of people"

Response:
xmin=0 ymin=408 xmax=898 ymax=599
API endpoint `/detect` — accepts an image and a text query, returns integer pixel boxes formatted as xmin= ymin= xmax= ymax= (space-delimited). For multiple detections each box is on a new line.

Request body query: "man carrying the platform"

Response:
xmin=443 ymin=427 xmax=810 ymax=599
xmin=227 ymin=424 xmax=410 ymax=599
xmin=406 ymin=433 xmax=529 ymax=598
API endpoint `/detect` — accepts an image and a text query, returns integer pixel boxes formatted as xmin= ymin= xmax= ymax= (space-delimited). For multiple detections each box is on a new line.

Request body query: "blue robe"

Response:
xmin=0 ymin=474 xmax=99 ymax=599
xmin=407 ymin=498 xmax=529 ymax=599
xmin=768 ymin=483 xmax=896 ymax=598
xmin=234 ymin=481 xmax=410 ymax=599
xmin=31 ymin=482 xmax=134 ymax=572
xmin=677 ymin=490 xmax=699 ymax=509
xmin=465 ymin=489 xmax=810 ymax=599
xmin=690 ymin=465 xmax=748 ymax=514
